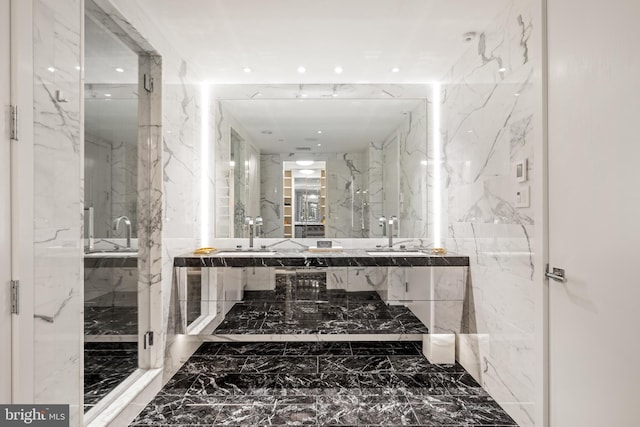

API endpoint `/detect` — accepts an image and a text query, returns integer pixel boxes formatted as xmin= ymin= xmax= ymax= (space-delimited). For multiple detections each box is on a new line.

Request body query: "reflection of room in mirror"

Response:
xmin=214 ymin=85 xmax=429 ymax=239
xmin=283 ymin=161 xmax=326 ymax=238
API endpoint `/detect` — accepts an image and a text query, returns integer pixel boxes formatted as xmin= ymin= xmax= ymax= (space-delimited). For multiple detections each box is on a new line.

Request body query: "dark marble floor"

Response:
xmin=131 ymin=341 xmax=517 ymax=426
xmin=215 ymin=286 xmax=428 ymax=335
xmin=85 ymin=342 xmax=138 ymax=413
xmin=85 ymin=306 xmax=138 ymax=335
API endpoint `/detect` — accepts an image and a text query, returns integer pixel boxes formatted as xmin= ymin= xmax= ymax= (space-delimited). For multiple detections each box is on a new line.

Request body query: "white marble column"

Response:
xmin=32 ymin=0 xmax=83 ymax=424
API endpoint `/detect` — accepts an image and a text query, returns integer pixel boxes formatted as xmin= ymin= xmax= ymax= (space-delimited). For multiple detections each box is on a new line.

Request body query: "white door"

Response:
xmin=0 ymin=0 xmax=13 ymax=403
xmin=547 ymin=0 xmax=640 ymax=426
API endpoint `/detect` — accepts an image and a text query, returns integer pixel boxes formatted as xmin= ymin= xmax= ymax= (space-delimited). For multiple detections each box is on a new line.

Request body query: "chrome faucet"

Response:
xmin=255 ymin=216 xmax=263 ymax=239
xmin=388 ymin=215 xmax=397 ymax=249
xmin=113 ymin=215 xmax=132 ymax=249
xmin=245 ymin=216 xmax=263 ymax=249
xmin=379 ymin=216 xmax=387 ymax=237
xmin=245 ymin=216 xmax=255 ymax=248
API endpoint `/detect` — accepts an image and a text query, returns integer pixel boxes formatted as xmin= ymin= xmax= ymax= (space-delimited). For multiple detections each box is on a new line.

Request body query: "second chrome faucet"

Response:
xmin=244 ymin=216 xmax=263 ymax=248
xmin=379 ymin=215 xmax=398 ymax=248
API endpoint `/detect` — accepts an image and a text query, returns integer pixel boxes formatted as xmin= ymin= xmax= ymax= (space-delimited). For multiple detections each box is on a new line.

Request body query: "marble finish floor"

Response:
xmin=214 ymin=290 xmax=428 ymax=335
xmin=85 ymin=342 xmax=138 ymax=412
xmin=131 ymin=341 xmax=517 ymax=426
xmin=85 ymin=305 xmax=138 ymax=335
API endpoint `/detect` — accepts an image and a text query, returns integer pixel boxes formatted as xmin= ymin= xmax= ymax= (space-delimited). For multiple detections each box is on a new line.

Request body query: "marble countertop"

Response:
xmin=173 ymin=248 xmax=469 ymax=268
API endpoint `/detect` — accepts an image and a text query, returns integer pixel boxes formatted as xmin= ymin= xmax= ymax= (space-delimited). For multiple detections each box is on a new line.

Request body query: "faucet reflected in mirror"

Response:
xmin=379 ymin=215 xmax=398 ymax=248
xmin=244 ymin=216 xmax=263 ymax=248
xmin=113 ymin=215 xmax=132 ymax=249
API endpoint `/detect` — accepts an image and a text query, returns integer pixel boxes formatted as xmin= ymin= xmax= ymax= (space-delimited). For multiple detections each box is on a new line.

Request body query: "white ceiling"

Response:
xmin=86 ymin=0 xmax=512 ymax=152
xmin=126 ymin=0 xmax=512 ymax=84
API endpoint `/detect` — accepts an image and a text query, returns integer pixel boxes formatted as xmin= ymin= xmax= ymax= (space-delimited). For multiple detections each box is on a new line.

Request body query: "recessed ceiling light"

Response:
xmin=230 ymin=161 xmax=235 ymax=167
xmin=514 ymin=93 xmax=521 ymax=97
xmin=317 ymin=143 xmax=322 ymax=147
xmin=391 ymin=67 xmax=400 ymax=73
xmin=75 ymin=65 xmax=81 ymax=71
xmin=296 ymin=160 xmax=315 ymax=166
xmin=467 ymin=130 xmax=473 ymax=133
xmin=243 ymin=67 xmax=252 ymax=73
xmin=47 ymin=67 xmax=55 ymax=73
xmin=115 ymin=67 xmax=124 ymax=73
xmin=498 ymin=67 xmax=506 ymax=72
xmin=299 ymin=169 xmax=314 ymax=175
xmin=300 ymin=92 xmax=308 ymax=98
xmin=297 ymin=66 xmax=306 ymax=74
xmin=334 ymin=66 xmax=343 ymax=74
xmin=331 ymin=93 xmax=338 ymax=97
xmin=104 ymin=93 xmax=112 ymax=97
xmin=317 ymin=130 xmax=322 ymax=134
xmin=421 ymin=160 xmax=428 ymax=166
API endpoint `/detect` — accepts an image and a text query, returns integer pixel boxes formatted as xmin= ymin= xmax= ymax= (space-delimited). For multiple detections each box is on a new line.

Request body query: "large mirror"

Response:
xmin=84 ymin=17 xmax=139 ymax=241
xmin=83 ymin=8 xmax=140 ymax=414
xmin=213 ymin=84 xmax=430 ymax=239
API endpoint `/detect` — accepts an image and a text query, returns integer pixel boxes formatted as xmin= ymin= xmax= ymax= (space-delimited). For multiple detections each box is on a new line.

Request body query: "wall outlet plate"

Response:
xmin=515 ymin=185 xmax=530 ymax=208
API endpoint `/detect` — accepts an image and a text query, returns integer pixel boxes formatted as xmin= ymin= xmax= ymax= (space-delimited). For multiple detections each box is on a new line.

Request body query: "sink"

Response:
xmin=366 ymin=251 xmax=425 ymax=256
xmin=216 ymin=251 xmax=277 ymax=256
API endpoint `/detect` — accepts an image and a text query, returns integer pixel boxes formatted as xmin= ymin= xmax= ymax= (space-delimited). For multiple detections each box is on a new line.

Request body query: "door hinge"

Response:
xmin=11 ymin=280 xmax=19 ymax=314
xmin=143 ymin=74 xmax=154 ymax=92
xmin=10 ymin=105 xmax=18 ymax=141
xmin=144 ymin=331 xmax=154 ymax=348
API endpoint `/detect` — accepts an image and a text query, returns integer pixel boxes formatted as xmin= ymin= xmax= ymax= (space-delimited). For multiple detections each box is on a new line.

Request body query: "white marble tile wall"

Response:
xmin=398 ymin=102 xmax=428 ymax=238
xmin=32 ymin=0 xmax=83 ymax=424
xmin=367 ymin=101 xmax=428 ymax=239
xmin=326 ymin=152 xmax=366 ymax=238
xmin=260 ymin=154 xmax=284 ymax=237
xmin=214 ymin=102 xmax=264 ymax=237
xmin=441 ymin=1 xmax=536 ymax=426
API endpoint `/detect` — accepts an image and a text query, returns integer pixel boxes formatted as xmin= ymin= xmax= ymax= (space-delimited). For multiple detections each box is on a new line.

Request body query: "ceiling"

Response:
xmin=86 ymin=0 xmax=512 ymax=152
xmin=119 ymin=0 xmax=512 ymax=84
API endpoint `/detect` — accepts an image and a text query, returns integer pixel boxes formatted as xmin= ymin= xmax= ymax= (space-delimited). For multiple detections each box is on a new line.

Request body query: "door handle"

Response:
xmin=545 ymin=265 xmax=566 ymax=282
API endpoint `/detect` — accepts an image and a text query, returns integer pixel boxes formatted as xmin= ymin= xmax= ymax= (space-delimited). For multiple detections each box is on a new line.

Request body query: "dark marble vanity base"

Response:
xmin=85 ymin=305 xmax=138 ymax=335
xmin=214 ymin=288 xmax=429 ymax=335
xmin=85 ymin=342 xmax=138 ymax=413
xmin=130 ymin=341 xmax=517 ymax=426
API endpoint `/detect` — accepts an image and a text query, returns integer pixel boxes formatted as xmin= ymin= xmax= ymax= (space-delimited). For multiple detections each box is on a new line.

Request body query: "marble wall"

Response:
xmin=214 ymin=102 xmax=264 ymax=237
xmin=441 ymin=1 xmax=536 ymax=426
xmin=368 ymin=101 xmax=428 ymax=239
xmin=108 ymin=0 xmax=218 ymax=383
xmin=32 ymin=0 xmax=84 ymax=424
xmin=260 ymin=154 xmax=284 ymax=237
xmin=325 ymin=152 xmax=366 ymax=238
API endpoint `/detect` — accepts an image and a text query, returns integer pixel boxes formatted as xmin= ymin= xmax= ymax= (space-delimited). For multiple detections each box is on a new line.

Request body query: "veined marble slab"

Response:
xmin=174 ymin=249 xmax=469 ymax=268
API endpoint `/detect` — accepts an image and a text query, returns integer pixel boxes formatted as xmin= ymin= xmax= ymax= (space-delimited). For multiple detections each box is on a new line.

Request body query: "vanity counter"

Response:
xmin=173 ymin=248 xmax=469 ymax=268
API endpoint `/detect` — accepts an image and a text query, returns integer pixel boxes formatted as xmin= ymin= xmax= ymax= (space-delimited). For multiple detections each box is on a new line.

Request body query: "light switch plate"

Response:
xmin=515 ymin=185 xmax=530 ymax=208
